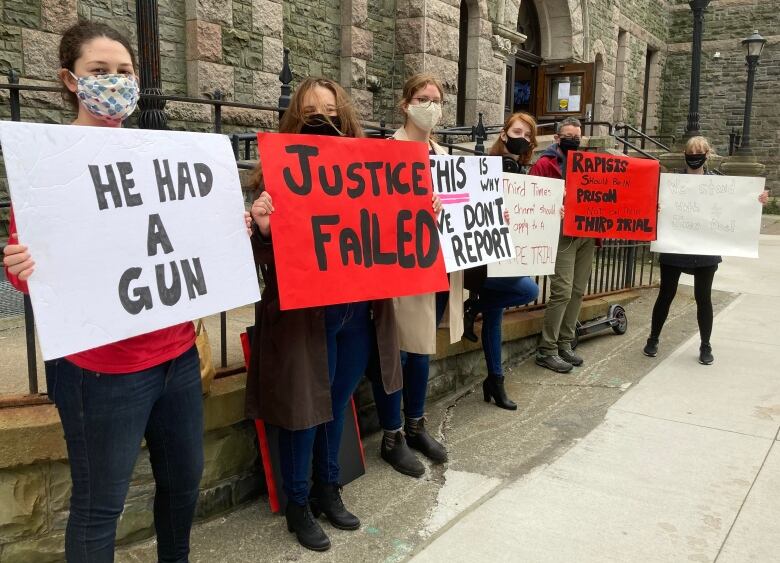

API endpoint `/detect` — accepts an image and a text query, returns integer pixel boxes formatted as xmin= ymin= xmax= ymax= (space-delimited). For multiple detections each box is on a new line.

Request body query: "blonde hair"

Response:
xmin=685 ymin=135 xmax=712 ymax=155
xmin=399 ymin=73 xmax=445 ymax=126
xmin=489 ymin=112 xmax=538 ymax=165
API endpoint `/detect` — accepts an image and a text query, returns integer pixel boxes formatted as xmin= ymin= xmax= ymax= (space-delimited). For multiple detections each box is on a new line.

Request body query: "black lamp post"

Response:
xmin=736 ymin=30 xmax=766 ymax=156
xmin=684 ymin=0 xmax=710 ymax=139
xmin=136 ymin=0 xmax=167 ymax=130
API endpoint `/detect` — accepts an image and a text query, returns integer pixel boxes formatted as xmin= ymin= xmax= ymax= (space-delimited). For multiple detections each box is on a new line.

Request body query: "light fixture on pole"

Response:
xmin=736 ymin=30 xmax=766 ymax=155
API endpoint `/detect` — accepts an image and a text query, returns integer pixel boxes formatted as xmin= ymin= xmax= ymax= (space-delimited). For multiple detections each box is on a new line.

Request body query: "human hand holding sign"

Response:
xmin=251 ymin=191 xmax=274 ymax=238
xmin=759 ymin=190 xmax=769 ymax=205
xmin=2 ymin=235 xmax=35 ymax=281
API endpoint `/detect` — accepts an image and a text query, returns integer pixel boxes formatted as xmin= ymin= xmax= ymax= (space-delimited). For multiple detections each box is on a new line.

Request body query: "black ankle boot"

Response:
xmin=482 ymin=375 xmax=517 ymax=410
xmin=380 ymin=431 xmax=425 ymax=477
xmin=405 ymin=417 xmax=448 ymax=463
xmin=285 ymin=502 xmax=330 ymax=552
xmin=699 ymin=343 xmax=714 ymax=365
xmin=309 ymin=481 xmax=360 ymax=531
xmin=462 ymin=298 xmax=479 ymax=343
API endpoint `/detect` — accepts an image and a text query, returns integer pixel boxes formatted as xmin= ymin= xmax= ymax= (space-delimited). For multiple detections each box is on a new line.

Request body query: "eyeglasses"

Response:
xmin=411 ymin=97 xmax=446 ymax=108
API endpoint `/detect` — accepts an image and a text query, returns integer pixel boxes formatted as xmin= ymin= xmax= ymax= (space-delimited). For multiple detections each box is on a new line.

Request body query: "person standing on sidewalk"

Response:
xmin=370 ymin=74 xmax=465 ymax=478
xmin=643 ymin=136 xmax=769 ymax=365
xmin=531 ymin=117 xmax=593 ymax=374
xmin=461 ymin=112 xmax=540 ymax=410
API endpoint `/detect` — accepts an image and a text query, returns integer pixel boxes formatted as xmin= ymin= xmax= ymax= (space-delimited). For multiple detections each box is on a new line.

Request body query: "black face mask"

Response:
xmin=505 ymin=135 xmax=532 ymax=156
xmin=685 ymin=153 xmax=707 ymax=170
xmin=559 ymin=137 xmax=581 ymax=153
xmin=300 ymin=115 xmax=343 ymax=136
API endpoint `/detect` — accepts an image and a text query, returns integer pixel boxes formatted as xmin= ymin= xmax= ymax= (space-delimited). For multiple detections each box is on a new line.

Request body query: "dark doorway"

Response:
xmin=506 ymin=0 xmax=542 ymax=120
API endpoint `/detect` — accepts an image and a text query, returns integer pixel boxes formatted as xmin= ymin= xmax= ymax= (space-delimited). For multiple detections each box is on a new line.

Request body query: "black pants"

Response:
xmin=650 ymin=263 xmax=718 ymax=344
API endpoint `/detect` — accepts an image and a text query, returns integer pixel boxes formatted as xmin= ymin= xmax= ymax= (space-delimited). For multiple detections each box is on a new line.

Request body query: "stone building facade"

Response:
xmin=0 ymin=1 xmax=777 ymax=217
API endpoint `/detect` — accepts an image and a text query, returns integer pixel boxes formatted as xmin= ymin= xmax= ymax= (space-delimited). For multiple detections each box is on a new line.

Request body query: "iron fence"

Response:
xmin=0 ymin=70 xmax=658 ymax=403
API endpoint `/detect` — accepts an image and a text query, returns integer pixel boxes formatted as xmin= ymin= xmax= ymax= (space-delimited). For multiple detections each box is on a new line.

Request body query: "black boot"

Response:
xmin=380 ymin=431 xmax=425 ymax=478
xmin=309 ymin=481 xmax=360 ymax=530
xmin=285 ymin=502 xmax=330 ymax=552
xmin=699 ymin=342 xmax=714 ymax=365
xmin=405 ymin=417 xmax=448 ymax=463
xmin=462 ymin=298 xmax=479 ymax=343
xmin=482 ymin=375 xmax=517 ymax=410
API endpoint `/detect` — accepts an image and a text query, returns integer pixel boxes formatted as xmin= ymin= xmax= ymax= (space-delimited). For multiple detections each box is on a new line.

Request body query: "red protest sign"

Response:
xmin=562 ymin=151 xmax=660 ymax=240
xmin=257 ymin=133 xmax=449 ymax=310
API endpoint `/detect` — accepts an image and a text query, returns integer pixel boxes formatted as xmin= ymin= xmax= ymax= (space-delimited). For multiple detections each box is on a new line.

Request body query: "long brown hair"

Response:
xmin=399 ymin=73 xmax=444 ymax=127
xmin=489 ymin=112 xmax=538 ymax=165
xmin=250 ymin=78 xmax=364 ymax=189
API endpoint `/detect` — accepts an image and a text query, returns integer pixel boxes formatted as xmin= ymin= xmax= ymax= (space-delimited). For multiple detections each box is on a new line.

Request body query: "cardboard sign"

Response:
xmin=0 ymin=121 xmax=260 ymax=360
xmin=651 ymin=173 xmax=765 ymax=258
xmin=488 ymin=173 xmax=564 ymax=277
xmin=256 ymin=133 xmax=448 ymax=310
xmin=563 ymin=152 xmax=660 ymax=240
xmin=431 ymin=155 xmax=514 ymax=272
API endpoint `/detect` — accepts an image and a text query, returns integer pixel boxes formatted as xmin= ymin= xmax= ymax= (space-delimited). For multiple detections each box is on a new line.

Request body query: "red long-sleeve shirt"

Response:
xmin=5 ymin=209 xmax=195 ymax=374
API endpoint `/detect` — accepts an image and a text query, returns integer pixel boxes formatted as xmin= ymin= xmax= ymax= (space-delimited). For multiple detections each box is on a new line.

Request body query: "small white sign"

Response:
xmin=488 ymin=173 xmax=564 ymax=277
xmin=431 ymin=155 xmax=515 ymax=272
xmin=651 ymin=173 xmax=765 ymax=258
xmin=0 ymin=121 xmax=260 ymax=360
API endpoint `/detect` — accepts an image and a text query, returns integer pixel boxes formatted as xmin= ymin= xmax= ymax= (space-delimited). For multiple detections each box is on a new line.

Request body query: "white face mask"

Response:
xmin=407 ymin=102 xmax=442 ymax=131
xmin=70 ymin=72 xmax=139 ymax=124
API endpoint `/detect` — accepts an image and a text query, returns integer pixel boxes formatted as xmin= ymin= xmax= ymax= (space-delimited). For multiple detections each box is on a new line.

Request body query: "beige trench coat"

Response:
xmin=390 ymin=126 xmax=466 ymax=355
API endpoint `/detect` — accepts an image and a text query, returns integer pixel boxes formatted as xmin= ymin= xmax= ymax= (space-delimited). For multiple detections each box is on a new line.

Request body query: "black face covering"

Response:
xmin=685 ymin=153 xmax=707 ymax=170
xmin=505 ymin=135 xmax=532 ymax=156
xmin=300 ymin=114 xmax=343 ymax=136
xmin=559 ymin=137 xmax=581 ymax=153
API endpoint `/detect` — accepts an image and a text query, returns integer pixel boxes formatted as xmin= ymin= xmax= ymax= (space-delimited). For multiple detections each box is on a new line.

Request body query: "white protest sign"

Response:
xmin=0 ymin=121 xmax=260 ymax=360
xmin=651 ymin=173 xmax=765 ymax=258
xmin=488 ymin=173 xmax=564 ymax=277
xmin=431 ymin=155 xmax=514 ymax=272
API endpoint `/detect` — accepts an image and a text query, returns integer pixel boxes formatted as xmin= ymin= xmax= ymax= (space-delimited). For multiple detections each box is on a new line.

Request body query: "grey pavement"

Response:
xmin=412 ymin=236 xmax=780 ymax=562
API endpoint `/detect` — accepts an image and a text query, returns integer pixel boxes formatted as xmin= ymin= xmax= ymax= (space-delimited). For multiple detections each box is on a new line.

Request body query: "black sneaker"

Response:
xmin=699 ymin=343 xmax=714 ymax=365
xmin=643 ymin=338 xmax=658 ymax=357
xmin=558 ymin=348 xmax=583 ymax=366
xmin=535 ymin=354 xmax=573 ymax=373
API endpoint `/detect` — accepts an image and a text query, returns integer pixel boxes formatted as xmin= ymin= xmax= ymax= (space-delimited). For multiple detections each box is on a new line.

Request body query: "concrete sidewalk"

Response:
xmin=412 ymin=236 xmax=780 ymax=562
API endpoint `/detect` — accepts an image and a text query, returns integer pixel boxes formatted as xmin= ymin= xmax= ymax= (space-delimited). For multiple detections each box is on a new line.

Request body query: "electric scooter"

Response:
xmin=571 ymin=304 xmax=628 ymax=350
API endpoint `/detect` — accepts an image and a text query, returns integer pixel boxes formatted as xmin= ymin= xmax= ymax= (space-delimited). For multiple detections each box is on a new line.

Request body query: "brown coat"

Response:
xmin=244 ymin=229 xmax=403 ymax=431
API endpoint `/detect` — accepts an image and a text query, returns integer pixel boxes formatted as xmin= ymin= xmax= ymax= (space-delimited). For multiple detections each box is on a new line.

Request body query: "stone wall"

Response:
xmin=660 ymin=0 xmax=779 ymax=193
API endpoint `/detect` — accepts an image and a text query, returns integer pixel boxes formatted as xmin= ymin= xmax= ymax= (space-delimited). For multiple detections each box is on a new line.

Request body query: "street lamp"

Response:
xmin=736 ymin=30 xmax=766 ymax=155
xmin=136 ymin=0 xmax=167 ymax=130
xmin=684 ymin=0 xmax=710 ymax=139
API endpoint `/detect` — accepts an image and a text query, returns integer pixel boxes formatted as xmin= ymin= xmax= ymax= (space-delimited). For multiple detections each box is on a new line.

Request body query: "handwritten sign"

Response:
xmin=431 ymin=155 xmax=514 ymax=272
xmin=651 ymin=173 xmax=765 ymax=258
xmin=488 ymin=173 xmax=564 ymax=277
xmin=0 ymin=121 xmax=260 ymax=360
xmin=563 ymin=152 xmax=660 ymax=240
xmin=256 ymin=133 xmax=448 ymax=310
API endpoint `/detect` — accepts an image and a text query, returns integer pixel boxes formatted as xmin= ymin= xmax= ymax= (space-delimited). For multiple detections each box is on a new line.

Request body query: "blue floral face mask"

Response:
xmin=70 ymin=72 xmax=139 ymax=124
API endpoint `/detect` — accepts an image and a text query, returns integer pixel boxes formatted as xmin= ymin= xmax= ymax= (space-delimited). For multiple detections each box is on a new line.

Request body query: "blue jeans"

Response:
xmin=46 ymin=346 xmax=204 ymax=563
xmin=475 ymin=277 xmax=539 ymax=377
xmin=277 ymin=302 xmax=372 ymax=506
xmin=372 ymin=292 xmax=448 ymax=431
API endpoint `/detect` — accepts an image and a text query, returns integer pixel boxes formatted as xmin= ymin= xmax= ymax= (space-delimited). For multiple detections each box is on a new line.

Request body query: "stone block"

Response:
xmin=187 ymin=61 xmax=234 ymax=98
xmin=185 ymin=0 xmax=233 ymax=26
xmin=0 ymin=466 xmax=46 ymax=542
xmin=195 ymin=481 xmax=233 ymax=518
xmin=165 ymin=100 xmax=213 ymax=123
xmin=396 ymin=0 xmax=425 ymax=19
xmin=253 ymin=70 xmax=281 ymax=107
xmin=426 ymin=0 xmax=459 ymax=27
xmin=349 ymin=0 xmax=369 ymax=26
xmin=252 ymin=0 xmax=283 ymax=39
xmin=200 ymin=425 xmax=258 ymax=487
xmin=396 ymin=18 xmax=424 ymax=55
xmin=425 ymin=19 xmax=460 ymax=61
xmin=350 ymin=57 xmax=367 ymax=88
xmin=48 ymin=460 xmax=71 ymax=514
xmin=232 ymin=471 xmax=264 ymax=505
xmin=349 ymin=88 xmax=373 ymax=120
xmin=3 ymin=0 xmax=41 ymax=28
xmin=40 ymin=0 xmax=77 ymax=34
xmin=222 ymin=106 xmax=276 ymax=129
xmin=262 ymin=37 xmax=284 ymax=74
xmin=185 ymin=19 xmax=222 ymax=62
xmin=17 ymin=78 xmax=64 ymax=109
xmin=21 ymin=29 xmax=61 ymax=81
xmin=115 ymin=497 xmax=154 ymax=545
xmin=1 ymin=533 xmax=66 ymax=563
xmin=423 ymin=55 xmax=458 ymax=92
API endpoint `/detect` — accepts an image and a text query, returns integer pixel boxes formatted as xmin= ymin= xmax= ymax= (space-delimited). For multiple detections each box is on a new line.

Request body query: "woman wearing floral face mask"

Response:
xmin=2 ymin=22 xmax=251 ymax=562
xmin=644 ymin=136 xmax=769 ymax=364
xmin=367 ymin=74 xmax=466 ymax=478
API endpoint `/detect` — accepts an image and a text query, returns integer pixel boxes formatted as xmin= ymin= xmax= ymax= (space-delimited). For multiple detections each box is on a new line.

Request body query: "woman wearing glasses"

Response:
xmin=369 ymin=74 xmax=466 ymax=477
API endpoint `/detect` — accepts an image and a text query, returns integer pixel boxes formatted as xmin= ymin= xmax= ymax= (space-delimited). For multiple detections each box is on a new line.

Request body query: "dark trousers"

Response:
xmin=650 ymin=263 xmax=718 ymax=344
xmin=372 ymin=292 xmax=448 ymax=431
xmin=475 ymin=276 xmax=539 ymax=376
xmin=46 ymin=346 xmax=204 ymax=563
xmin=277 ymin=302 xmax=372 ymax=506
